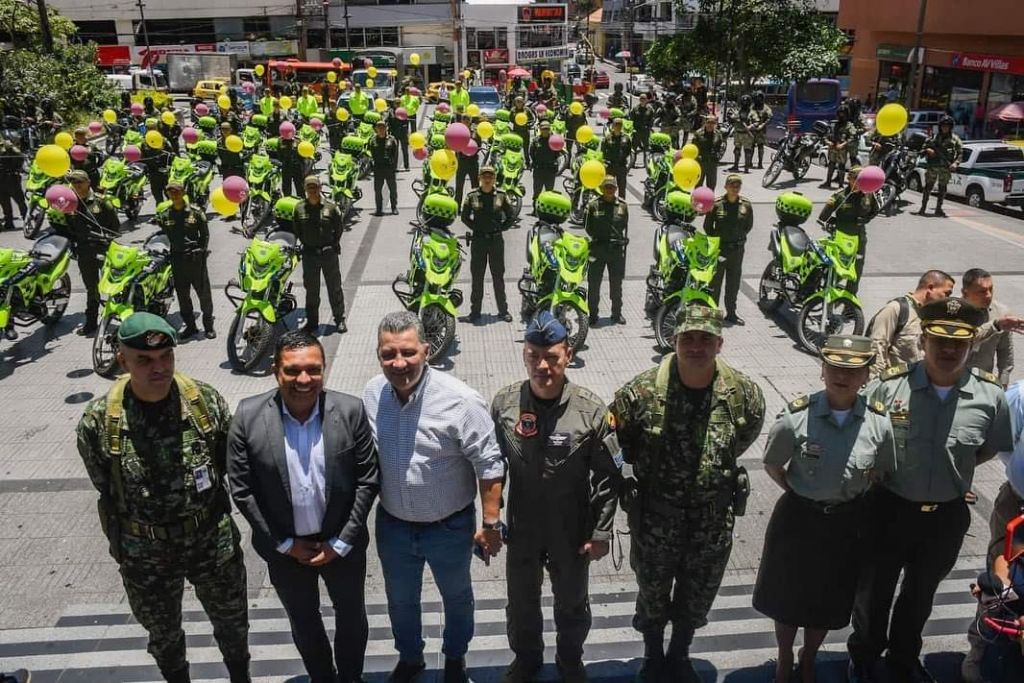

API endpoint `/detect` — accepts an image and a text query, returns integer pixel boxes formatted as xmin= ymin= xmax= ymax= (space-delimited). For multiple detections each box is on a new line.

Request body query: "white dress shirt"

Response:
xmin=1000 ymin=380 xmax=1024 ymax=498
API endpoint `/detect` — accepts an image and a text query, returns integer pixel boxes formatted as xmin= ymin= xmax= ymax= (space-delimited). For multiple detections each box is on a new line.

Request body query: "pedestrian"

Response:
xmin=584 ymin=176 xmax=629 ymax=326
xmin=0 ymin=127 xmax=26 ymax=231
xmin=728 ymin=95 xmax=756 ymax=173
xmin=820 ymin=106 xmax=858 ymax=189
xmin=71 ymin=127 xmax=104 ymax=189
xmin=847 ymin=297 xmax=1013 ymax=683
xmin=754 ymin=335 xmax=895 ymax=683
xmin=962 ymin=268 xmax=1020 ymax=387
xmin=611 ymin=304 xmax=765 ymax=682
xmin=631 ymin=93 xmax=655 ymax=165
xmin=691 ymin=115 xmax=725 ymax=190
xmin=227 ymin=330 xmax=379 ymax=683
xmin=461 ymin=165 xmax=515 ymax=323
xmin=704 ymin=173 xmax=753 ymax=324
xmin=817 ymin=166 xmax=878 ymax=293
xmin=370 ymin=119 xmax=399 ymax=216
xmin=388 ymin=99 xmax=411 ymax=172
xmin=217 ymin=122 xmax=245 ymax=180
xmin=750 ymin=91 xmax=773 ymax=169
xmin=362 ymin=311 xmax=506 ymax=683
xmin=455 ymin=113 xmax=481 ymax=206
xmin=155 ymin=181 xmax=216 ymax=340
xmin=601 ymin=118 xmax=630 ymax=200
xmin=293 ymin=176 xmax=347 ymax=335
xmin=492 ymin=311 xmax=621 ymax=682
xmin=529 ymin=120 xmax=559 ymax=204
xmin=917 ymin=115 xmax=963 ymax=217
xmin=52 ymin=170 xmax=120 ymax=335
xmin=866 ymin=270 xmax=954 ymax=377
xmin=76 ymin=312 xmax=251 ymax=683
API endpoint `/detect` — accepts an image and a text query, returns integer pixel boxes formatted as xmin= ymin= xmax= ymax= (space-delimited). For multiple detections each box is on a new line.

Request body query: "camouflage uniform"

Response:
xmin=750 ymin=104 xmax=772 ymax=167
xmin=824 ymin=120 xmax=859 ymax=186
xmin=611 ymin=353 xmax=765 ymax=640
xmin=77 ymin=375 xmax=250 ymax=681
xmin=920 ymin=131 xmax=963 ymax=213
xmin=729 ymin=108 xmax=757 ymax=172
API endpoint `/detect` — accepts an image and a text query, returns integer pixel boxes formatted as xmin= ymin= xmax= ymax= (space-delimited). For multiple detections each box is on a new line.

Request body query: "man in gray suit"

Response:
xmin=227 ymin=330 xmax=379 ymax=683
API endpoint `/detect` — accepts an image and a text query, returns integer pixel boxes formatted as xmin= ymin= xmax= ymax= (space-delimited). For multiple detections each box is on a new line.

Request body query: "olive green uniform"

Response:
xmin=491 ymin=380 xmax=620 ymax=668
xmin=51 ymin=192 xmax=121 ymax=328
xmin=461 ymin=187 xmax=515 ymax=317
xmin=0 ymin=138 xmax=26 ymax=230
xmin=818 ymin=188 xmax=878 ymax=293
xmin=293 ymin=198 xmax=346 ymax=327
xmin=703 ymin=195 xmax=753 ymax=317
xmin=729 ymin=108 xmax=757 ymax=171
xmin=584 ymin=196 xmax=629 ymax=320
xmin=750 ymin=104 xmax=772 ymax=167
xmin=691 ymin=128 xmax=725 ymax=190
xmin=658 ymin=103 xmax=681 ymax=148
xmin=600 ymin=133 xmax=631 ymax=200
xmin=920 ymin=131 xmax=963 ymax=214
xmin=530 ymin=135 xmax=560 ymax=201
xmin=370 ymin=134 xmax=399 ymax=214
xmin=868 ymin=131 xmax=900 ymax=167
xmin=631 ymin=104 xmax=655 ymax=163
xmin=156 ymin=202 xmax=214 ymax=332
xmin=824 ymin=121 xmax=858 ymax=186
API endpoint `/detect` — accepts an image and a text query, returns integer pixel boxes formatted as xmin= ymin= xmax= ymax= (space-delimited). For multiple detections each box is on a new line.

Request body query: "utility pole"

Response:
xmin=296 ymin=0 xmax=308 ymax=60
xmin=450 ymin=0 xmax=462 ymax=77
xmin=324 ymin=0 xmax=332 ymax=51
xmin=343 ymin=0 xmax=351 ymax=51
xmin=136 ymin=0 xmax=153 ymax=79
xmin=36 ymin=0 xmax=54 ymax=53
xmin=905 ymin=0 xmax=928 ymax=109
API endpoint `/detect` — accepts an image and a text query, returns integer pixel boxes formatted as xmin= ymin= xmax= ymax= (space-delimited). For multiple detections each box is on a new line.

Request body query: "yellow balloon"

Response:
xmin=875 ymin=103 xmax=909 ymax=137
xmin=102 ymin=109 xmax=117 ymax=124
xmin=466 ymin=104 xmax=480 ymax=118
xmin=254 ymin=64 xmax=265 ymax=77
xmin=365 ymin=78 xmax=375 ymax=89
xmin=219 ymin=85 xmax=229 ymax=95
xmin=367 ymin=66 xmax=378 ymax=78
xmin=327 ymin=71 xmax=337 ymax=83
xmin=336 ymin=107 xmax=350 ymax=122
xmin=211 ymin=187 xmax=239 ymax=217
xmin=161 ymin=110 xmax=176 ymax=127
xmin=410 ymin=53 xmax=421 ymax=66
xmin=576 ymin=125 xmax=594 ymax=144
xmin=374 ymin=98 xmax=388 ymax=113
xmin=429 ymin=149 xmax=457 ymax=181
xmin=409 ymin=131 xmax=426 ymax=150
xmin=298 ymin=140 xmax=316 ymax=159
xmin=391 ymin=69 xmax=398 ymax=77
xmin=580 ymin=159 xmax=606 ymax=190
xmin=463 ymin=70 xmax=471 ymax=80
xmin=672 ymin=158 xmax=701 ymax=190
xmin=514 ymin=112 xmax=528 ymax=127
xmin=681 ymin=143 xmax=699 ymax=160
xmin=225 ymin=135 xmax=243 ymax=153
xmin=569 ymin=101 xmax=584 ymax=116
xmin=476 ymin=121 xmax=494 ymax=140
xmin=54 ymin=132 xmax=73 ymax=150
xmin=280 ymin=95 xmax=293 ymax=109
xmin=34 ymin=144 xmax=70 ymax=178
xmin=145 ymin=130 xmax=165 ymax=150
xmin=217 ymin=95 xmax=231 ymax=111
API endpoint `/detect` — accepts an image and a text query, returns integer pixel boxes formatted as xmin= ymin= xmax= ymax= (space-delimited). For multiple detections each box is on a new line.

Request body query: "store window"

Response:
xmin=989 ymin=73 xmax=1024 ymax=109
xmin=920 ymin=66 xmax=982 ymax=119
xmin=518 ymin=25 xmax=567 ymax=49
xmin=875 ymin=61 xmax=909 ymax=106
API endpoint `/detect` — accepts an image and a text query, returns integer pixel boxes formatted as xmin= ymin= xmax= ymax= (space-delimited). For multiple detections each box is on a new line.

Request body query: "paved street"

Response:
xmin=2 ymin=78 xmax=1024 ymax=681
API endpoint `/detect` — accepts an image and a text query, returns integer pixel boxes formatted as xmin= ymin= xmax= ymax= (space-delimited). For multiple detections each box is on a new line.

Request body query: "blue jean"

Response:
xmin=376 ymin=504 xmax=476 ymax=662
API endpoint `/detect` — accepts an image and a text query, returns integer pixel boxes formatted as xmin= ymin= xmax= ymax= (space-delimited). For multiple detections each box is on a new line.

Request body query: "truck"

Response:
xmin=908 ymin=140 xmax=1024 ymax=212
xmin=338 ymin=68 xmax=396 ymax=107
xmin=104 ymin=69 xmax=170 ymax=107
xmin=166 ymin=53 xmax=238 ymax=93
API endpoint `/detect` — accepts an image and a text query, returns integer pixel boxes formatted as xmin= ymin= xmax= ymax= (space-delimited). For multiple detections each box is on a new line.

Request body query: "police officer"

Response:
xmin=76 ymin=312 xmax=251 ymax=683
xmin=217 ymin=122 xmax=244 ymax=180
xmin=53 ymin=170 xmax=121 ymax=335
xmin=611 ymin=305 xmax=765 ymax=682
xmin=917 ymin=114 xmax=963 ymax=217
xmin=156 ymin=181 xmax=215 ymax=340
xmin=400 ymin=86 xmax=421 ymax=137
xmin=158 ymin=110 xmax=183 ymax=155
xmin=511 ymin=97 xmax=534 ymax=166
xmin=0 ymin=126 xmax=26 ymax=231
xmin=820 ymin=107 xmax=858 ymax=189
xmin=607 ymin=82 xmax=628 ymax=110
xmin=370 ymin=119 xmax=399 ymax=216
xmin=389 ymin=99 xmax=411 ymax=172
xmin=529 ymin=120 xmax=559 ymax=205
xmin=691 ymin=115 xmax=725 ymax=191
xmin=492 ymin=311 xmax=621 ymax=683
xmin=601 ymin=118 xmax=631 ymax=200
xmin=704 ymin=174 xmax=753 ymax=324
xmin=729 ymin=94 xmax=756 ymax=173
xmin=461 ymin=165 xmax=515 ymax=323
xmin=296 ymin=86 xmax=319 ymax=122
xmin=584 ymin=176 xmax=629 ymax=326
xmin=631 ymin=94 xmax=656 ymax=165
xmin=818 ymin=166 xmax=878 ymax=293
xmin=455 ymin=113 xmax=481 ymax=206
xmin=754 ymin=335 xmax=895 ymax=683
xmin=71 ymin=127 xmax=104 ymax=190
xmin=293 ymin=176 xmax=347 ymax=334
xmin=750 ymin=91 xmax=773 ymax=169
xmin=658 ymin=97 xmax=681 ymax=149
xmin=677 ymin=86 xmax=699 ymax=146
xmin=272 ymin=134 xmax=304 ymax=199
xmin=564 ymin=99 xmax=588 ymax=164
xmin=349 ymin=85 xmax=370 ymax=122
xmin=142 ymin=134 xmax=175 ymax=211
xmin=847 ymin=297 xmax=1013 ymax=683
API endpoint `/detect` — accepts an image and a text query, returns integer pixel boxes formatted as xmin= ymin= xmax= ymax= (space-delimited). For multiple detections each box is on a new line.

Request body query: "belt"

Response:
xmin=641 ymin=495 xmax=725 ymax=519
xmin=789 ymin=492 xmax=861 ymax=515
xmin=123 ymin=504 xmax=222 ymax=541
xmin=877 ymin=486 xmax=963 ymax=513
xmin=382 ymin=502 xmax=474 ymax=528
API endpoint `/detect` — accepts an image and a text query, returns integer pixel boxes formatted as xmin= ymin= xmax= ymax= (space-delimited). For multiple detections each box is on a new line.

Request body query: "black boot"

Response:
xmin=728 ymin=151 xmax=740 ymax=172
xmin=934 ymin=189 xmax=947 ymax=217
xmin=666 ymin=626 xmax=701 ymax=683
xmin=916 ymin=189 xmax=931 ymax=215
xmin=225 ymin=658 xmax=251 ymax=683
xmin=635 ymin=630 xmax=665 ymax=682
xmin=819 ymin=164 xmax=834 ymax=188
xmin=757 ymin=146 xmax=764 ymax=169
xmin=162 ymin=666 xmax=191 ymax=683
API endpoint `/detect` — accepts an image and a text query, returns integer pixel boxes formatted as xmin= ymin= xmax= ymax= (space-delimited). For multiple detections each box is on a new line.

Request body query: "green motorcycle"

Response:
xmin=98 ymin=157 xmax=148 ymax=221
xmin=341 ymin=134 xmax=373 ymax=180
xmin=92 ymin=232 xmax=176 ymax=376
xmin=328 ymin=150 xmax=362 ymax=221
xmin=494 ymin=133 xmax=526 ymax=218
xmin=564 ymin=137 xmax=603 ymax=225
xmin=517 ymin=191 xmax=591 ymax=352
xmin=240 ymin=152 xmax=282 ymax=238
xmin=391 ymin=194 xmax=464 ymax=364
xmin=22 ymin=161 xmax=60 ymax=239
xmin=224 ymin=197 xmax=300 ymax=372
xmin=168 ymin=143 xmax=216 ymax=211
xmin=642 ymin=133 xmax=675 ymax=222
xmin=412 ymin=137 xmax=455 ymax=225
xmin=0 ymin=233 xmax=72 ymax=342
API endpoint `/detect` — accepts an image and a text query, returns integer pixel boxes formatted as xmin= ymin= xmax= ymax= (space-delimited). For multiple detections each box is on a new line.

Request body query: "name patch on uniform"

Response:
xmin=547 ymin=432 xmax=571 ymax=448
xmin=515 ymin=412 xmax=538 ymax=438
xmin=801 ymin=441 xmax=825 ymax=460
xmin=193 ymin=465 xmax=212 ymax=492
xmin=603 ymin=432 xmax=624 ymax=469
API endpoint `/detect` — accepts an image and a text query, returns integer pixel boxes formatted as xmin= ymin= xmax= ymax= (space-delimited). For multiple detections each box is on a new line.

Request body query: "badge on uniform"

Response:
xmin=515 ymin=412 xmax=538 ymax=438
xmin=603 ymin=432 xmax=624 ymax=469
xmin=193 ymin=465 xmax=212 ymax=492
xmin=801 ymin=441 xmax=825 ymax=460
xmin=547 ymin=432 xmax=571 ymax=448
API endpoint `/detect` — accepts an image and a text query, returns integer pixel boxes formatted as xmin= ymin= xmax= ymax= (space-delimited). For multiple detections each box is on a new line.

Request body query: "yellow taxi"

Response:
xmin=193 ymin=79 xmax=228 ymax=99
xmin=426 ymin=81 xmax=456 ymax=103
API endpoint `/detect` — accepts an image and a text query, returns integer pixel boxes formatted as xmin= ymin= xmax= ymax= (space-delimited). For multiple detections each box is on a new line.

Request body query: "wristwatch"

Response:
xmin=482 ymin=520 xmax=503 ymax=530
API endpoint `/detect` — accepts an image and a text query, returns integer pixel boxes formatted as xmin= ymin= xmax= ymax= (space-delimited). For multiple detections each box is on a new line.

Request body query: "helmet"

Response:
xmin=421 ymin=193 xmax=459 ymax=229
xmin=40 ymin=97 xmax=54 ymax=110
xmin=535 ymin=190 xmax=571 ymax=225
xmin=608 ymin=107 xmax=625 ymax=120
xmin=582 ymin=135 xmax=601 ymax=150
xmin=495 ymin=109 xmax=511 ymax=122
xmin=812 ymin=120 xmax=831 ymax=137
xmin=195 ymin=139 xmax=218 ymax=156
xmin=836 ymin=105 xmax=849 ymax=120
xmin=752 ymin=90 xmax=765 ymax=106
xmin=143 ymin=96 xmax=153 ymax=107
xmin=197 ymin=116 xmax=218 ymax=131
xmin=433 ymin=110 xmax=451 ymax=124
xmin=848 ymin=98 xmax=862 ymax=116
xmin=939 ymin=114 xmax=954 ymax=127
xmin=145 ymin=117 xmax=158 ymax=129
xmin=341 ymin=136 xmax=364 ymax=153
xmin=665 ymin=191 xmax=697 ymax=222
xmin=775 ymin=191 xmax=813 ymax=227
xmin=429 ymin=133 xmax=446 ymax=150
xmin=250 ymin=114 xmax=268 ymax=128
xmin=363 ymin=111 xmax=382 ymax=124
xmin=648 ymin=132 xmax=672 ymax=152
xmin=739 ymin=94 xmax=751 ymax=108
xmin=502 ymin=133 xmax=523 ymax=151
xmin=273 ymin=195 xmax=300 ymax=222
xmin=265 ymin=137 xmax=281 ymax=152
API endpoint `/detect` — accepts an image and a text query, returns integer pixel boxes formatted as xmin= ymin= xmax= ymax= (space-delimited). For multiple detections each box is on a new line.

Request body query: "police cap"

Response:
xmin=820 ymin=334 xmax=874 ymax=368
xmin=539 ymin=120 xmax=551 ymax=129
xmin=601 ymin=175 xmax=618 ymax=188
xmin=67 ymin=170 xmax=90 ymax=183
xmin=480 ymin=165 xmax=496 ymax=176
xmin=725 ymin=173 xmax=743 ymax=186
xmin=919 ymin=297 xmax=985 ymax=340
xmin=117 ymin=312 xmax=177 ymax=350
xmin=304 ymin=175 xmax=321 ymax=188
xmin=165 ymin=180 xmax=185 ymax=192
xmin=524 ymin=310 xmax=568 ymax=346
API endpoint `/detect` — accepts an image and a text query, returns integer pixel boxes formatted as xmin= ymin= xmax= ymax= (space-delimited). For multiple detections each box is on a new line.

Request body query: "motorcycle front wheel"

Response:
xmin=40 ymin=274 xmax=72 ymax=324
xmin=92 ymin=314 xmax=121 ymax=378
xmin=508 ymin=192 xmax=523 ymax=218
xmin=553 ymin=301 xmax=589 ymax=353
xmin=227 ymin=309 xmax=274 ymax=372
xmin=762 ymin=154 xmax=784 ymax=188
xmin=876 ymin=183 xmax=898 ymax=215
xmin=242 ymin=197 xmax=269 ymax=237
xmin=23 ymin=205 xmax=44 ymax=240
xmin=124 ymin=195 xmax=142 ymax=221
xmin=797 ymin=298 xmax=865 ymax=354
xmin=653 ymin=299 xmax=684 ymax=352
xmin=569 ymin=192 xmax=587 ymax=224
xmin=421 ymin=304 xmax=456 ymax=364
xmin=757 ymin=262 xmax=786 ymax=313
xmin=793 ymin=152 xmax=812 ymax=180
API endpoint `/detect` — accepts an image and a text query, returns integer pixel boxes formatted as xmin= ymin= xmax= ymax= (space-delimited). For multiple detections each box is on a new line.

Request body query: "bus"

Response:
xmin=767 ymin=79 xmax=842 ymax=145
xmin=264 ymin=59 xmax=352 ymax=100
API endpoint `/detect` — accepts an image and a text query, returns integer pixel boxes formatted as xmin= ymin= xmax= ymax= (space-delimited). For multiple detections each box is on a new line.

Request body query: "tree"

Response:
xmin=0 ymin=43 xmax=120 ymax=119
xmin=0 ymin=0 xmax=78 ymax=50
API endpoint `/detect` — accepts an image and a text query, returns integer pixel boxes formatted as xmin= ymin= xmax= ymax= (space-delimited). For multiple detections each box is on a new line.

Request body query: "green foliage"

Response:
xmin=0 ymin=43 xmax=120 ymax=119
xmin=0 ymin=0 xmax=78 ymax=48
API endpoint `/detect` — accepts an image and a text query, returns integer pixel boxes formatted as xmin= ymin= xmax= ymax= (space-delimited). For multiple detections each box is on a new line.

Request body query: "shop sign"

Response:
xmin=519 ymin=5 xmax=566 ymax=23
xmin=952 ymin=52 xmax=1024 ymax=76
xmin=876 ymin=44 xmax=913 ymax=61
xmin=482 ymin=48 xmax=509 ymax=65
xmin=517 ymin=45 xmax=570 ymax=63
xmin=217 ymin=41 xmax=251 ymax=59
xmin=131 ymin=43 xmax=216 ymax=68
xmin=250 ymin=40 xmax=299 ymax=58
xmin=97 ymin=45 xmax=132 ymax=67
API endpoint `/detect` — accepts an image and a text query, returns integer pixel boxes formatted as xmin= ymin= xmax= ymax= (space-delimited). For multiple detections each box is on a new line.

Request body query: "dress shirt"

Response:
xmin=362 ymin=367 xmax=505 ymax=523
xmin=1000 ymin=380 xmax=1024 ymax=498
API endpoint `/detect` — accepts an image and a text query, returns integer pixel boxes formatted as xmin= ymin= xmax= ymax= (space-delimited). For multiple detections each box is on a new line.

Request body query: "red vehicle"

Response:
xmin=585 ymin=68 xmax=610 ymax=89
xmin=265 ymin=59 xmax=352 ymax=100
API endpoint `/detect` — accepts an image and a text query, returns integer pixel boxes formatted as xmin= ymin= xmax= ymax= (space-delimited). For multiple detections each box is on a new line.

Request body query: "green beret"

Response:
xmin=117 ymin=312 xmax=177 ymax=350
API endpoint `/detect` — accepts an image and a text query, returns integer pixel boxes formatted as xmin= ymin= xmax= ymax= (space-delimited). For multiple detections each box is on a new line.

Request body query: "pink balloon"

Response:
xmin=692 ymin=186 xmax=716 ymax=214
xmin=536 ymin=103 xmax=548 ymax=116
xmin=45 ymin=185 xmax=78 ymax=214
xmin=123 ymin=145 xmax=142 ymax=163
xmin=396 ymin=107 xmax=408 ymax=121
xmin=463 ymin=139 xmax=479 ymax=156
xmin=279 ymin=121 xmax=296 ymax=139
xmin=856 ymin=165 xmax=886 ymax=194
xmin=599 ymin=108 xmax=610 ymax=120
xmin=332 ymin=57 xmax=342 ymax=68
xmin=409 ymin=87 xmax=421 ymax=96
xmin=445 ymin=122 xmax=471 ymax=153
xmin=548 ymin=134 xmax=565 ymax=152
xmin=130 ymin=102 xmax=144 ymax=116
xmin=70 ymin=145 xmax=90 ymax=162
xmin=413 ymin=147 xmax=427 ymax=160
xmin=437 ymin=102 xmax=451 ymax=114
xmin=182 ymin=127 xmax=199 ymax=144
xmin=310 ymin=117 xmax=324 ymax=131
xmin=88 ymin=121 xmax=103 ymax=135
xmin=195 ymin=103 xmax=209 ymax=116
xmin=243 ymin=81 xmax=256 ymax=94
xmin=222 ymin=176 xmax=250 ymax=204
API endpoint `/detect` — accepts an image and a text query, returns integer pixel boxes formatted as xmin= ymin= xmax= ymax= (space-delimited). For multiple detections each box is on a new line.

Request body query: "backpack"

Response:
xmin=866 ymin=295 xmax=911 ymax=339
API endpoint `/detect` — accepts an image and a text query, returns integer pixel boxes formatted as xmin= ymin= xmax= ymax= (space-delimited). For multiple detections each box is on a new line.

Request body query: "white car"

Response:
xmin=908 ymin=141 xmax=1024 ymax=210
xmin=628 ymin=75 xmax=656 ymax=94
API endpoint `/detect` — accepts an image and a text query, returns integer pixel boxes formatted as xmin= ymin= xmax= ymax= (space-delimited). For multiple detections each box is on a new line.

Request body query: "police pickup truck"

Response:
xmin=908 ymin=140 xmax=1024 ymax=211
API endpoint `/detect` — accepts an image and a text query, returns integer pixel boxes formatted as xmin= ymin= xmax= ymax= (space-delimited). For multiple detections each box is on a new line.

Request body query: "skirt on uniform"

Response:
xmin=752 ymin=490 xmax=866 ymax=630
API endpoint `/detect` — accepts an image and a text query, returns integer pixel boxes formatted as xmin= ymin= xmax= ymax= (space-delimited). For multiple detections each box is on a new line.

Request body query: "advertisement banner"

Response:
xmin=519 ymin=5 xmax=566 ymax=23
xmin=516 ymin=45 xmax=570 ymax=64
xmin=482 ymin=48 xmax=509 ymax=65
xmin=131 ymin=44 xmax=216 ymax=69
xmin=951 ymin=52 xmax=1024 ymax=76
xmin=97 ymin=45 xmax=132 ymax=67
xmin=250 ymin=40 xmax=299 ymax=58
xmin=217 ymin=41 xmax=251 ymax=59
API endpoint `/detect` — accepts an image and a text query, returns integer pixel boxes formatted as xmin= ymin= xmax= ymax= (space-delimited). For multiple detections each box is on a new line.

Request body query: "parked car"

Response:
xmin=908 ymin=141 xmax=1024 ymax=210
xmin=193 ymin=79 xmax=228 ymax=100
xmin=629 ymin=75 xmax=656 ymax=94
xmin=585 ymin=69 xmax=610 ymax=89
xmin=905 ymin=110 xmax=947 ymax=136
xmin=426 ymin=81 xmax=456 ymax=103
xmin=468 ymin=86 xmax=502 ymax=119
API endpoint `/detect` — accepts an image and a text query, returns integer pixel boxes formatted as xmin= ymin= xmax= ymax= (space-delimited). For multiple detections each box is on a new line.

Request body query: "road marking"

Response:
xmin=948 ymin=213 xmax=1024 ymax=250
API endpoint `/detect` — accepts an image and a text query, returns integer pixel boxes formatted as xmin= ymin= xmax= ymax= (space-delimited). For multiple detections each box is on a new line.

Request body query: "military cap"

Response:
xmin=374 ymin=119 xmax=387 ymax=127
xmin=674 ymin=304 xmax=723 ymax=336
xmin=601 ymin=175 xmax=618 ymax=188
xmin=165 ymin=180 xmax=185 ymax=191
xmin=524 ymin=310 xmax=568 ymax=346
xmin=480 ymin=165 xmax=496 ymax=176
xmin=74 ymin=127 xmax=88 ymax=136
xmin=539 ymin=120 xmax=552 ymax=129
xmin=304 ymin=175 xmax=322 ymax=188
xmin=612 ymin=117 xmax=624 ymax=126
xmin=117 ymin=312 xmax=177 ymax=350
xmin=820 ymin=334 xmax=875 ymax=368
xmin=725 ymin=173 xmax=743 ymax=185
xmin=67 ymin=170 xmax=90 ymax=183
xmin=919 ymin=297 xmax=985 ymax=339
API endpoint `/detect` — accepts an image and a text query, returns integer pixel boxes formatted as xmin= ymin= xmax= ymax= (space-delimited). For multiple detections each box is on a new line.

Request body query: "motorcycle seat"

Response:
xmin=665 ymin=225 xmax=691 ymax=246
xmin=193 ymin=161 xmax=213 ymax=175
xmin=144 ymin=233 xmax=171 ymax=256
xmin=266 ymin=230 xmax=297 ymax=248
xmin=782 ymin=225 xmax=811 ymax=255
xmin=536 ymin=225 xmax=560 ymax=247
xmin=30 ymin=234 xmax=69 ymax=263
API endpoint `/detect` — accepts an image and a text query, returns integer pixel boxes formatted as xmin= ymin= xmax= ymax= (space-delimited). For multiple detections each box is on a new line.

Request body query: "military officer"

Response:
xmin=728 ymin=95 xmax=756 ymax=173
xmin=691 ymin=115 xmax=725 ymax=191
xmin=750 ymin=91 xmax=773 ymax=169
xmin=293 ymin=176 xmax=347 ymax=334
xmin=584 ymin=176 xmax=629 ymax=326
xmin=847 ymin=297 xmax=1013 ymax=683
xmin=611 ymin=305 xmax=765 ymax=682
xmin=917 ymin=114 xmax=963 ymax=217
xmin=52 ymin=170 xmax=121 ymax=335
xmin=703 ymin=174 xmax=753 ymax=324
xmin=818 ymin=166 xmax=879 ymax=293
xmin=529 ymin=120 xmax=559 ymax=204
xmin=601 ymin=118 xmax=631 ymax=200
xmin=76 ymin=312 xmax=251 ymax=683
xmin=461 ymin=165 xmax=515 ymax=323
xmin=868 ymin=129 xmax=900 ymax=167
xmin=754 ymin=335 xmax=896 ymax=683
xmin=491 ymin=311 xmax=621 ymax=683
xmin=156 ymin=181 xmax=215 ymax=339
xmin=370 ymin=119 xmax=399 ymax=216
xmin=820 ymin=107 xmax=859 ymax=189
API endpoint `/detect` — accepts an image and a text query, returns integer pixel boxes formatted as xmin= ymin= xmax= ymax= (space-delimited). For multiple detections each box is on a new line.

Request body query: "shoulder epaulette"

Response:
xmin=881 ymin=363 xmax=910 ymax=380
xmin=972 ymin=367 xmax=1000 ymax=385
xmin=868 ymin=400 xmax=887 ymax=416
xmin=788 ymin=395 xmax=810 ymax=412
